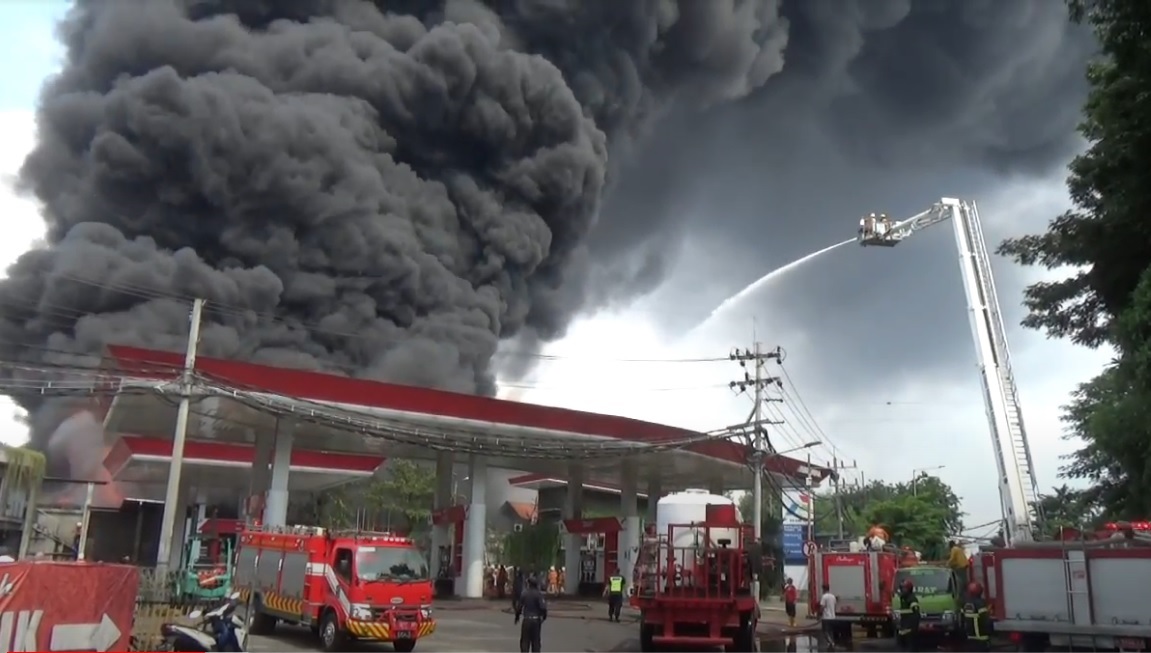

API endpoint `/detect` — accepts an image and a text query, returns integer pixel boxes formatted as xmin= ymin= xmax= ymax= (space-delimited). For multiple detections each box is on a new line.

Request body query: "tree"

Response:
xmin=308 ymin=460 xmax=436 ymax=534
xmin=997 ymin=0 xmax=1151 ymax=518
xmin=1036 ymin=484 xmax=1101 ymax=532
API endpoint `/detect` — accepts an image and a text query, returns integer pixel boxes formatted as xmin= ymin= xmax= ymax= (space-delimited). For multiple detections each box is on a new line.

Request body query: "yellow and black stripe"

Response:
xmin=346 ymin=619 xmax=436 ymax=641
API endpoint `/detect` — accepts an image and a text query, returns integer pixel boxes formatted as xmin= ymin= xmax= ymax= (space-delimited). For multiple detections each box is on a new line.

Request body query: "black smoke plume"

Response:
xmin=3 ymin=0 xmax=788 ymax=464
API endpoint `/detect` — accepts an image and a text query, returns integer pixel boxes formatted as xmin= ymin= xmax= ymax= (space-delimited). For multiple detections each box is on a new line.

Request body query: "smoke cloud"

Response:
xmin=3 ymin=0 xmax=791 ymax=458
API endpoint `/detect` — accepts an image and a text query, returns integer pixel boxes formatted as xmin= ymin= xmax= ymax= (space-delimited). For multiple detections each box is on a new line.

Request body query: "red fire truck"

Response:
xmin=807 ymin=545 xmax=901 ymax=639
xmin=631 ymin=502 xmax=759 ymax=652
xmin=234 ymin=525 xmax=436 ymax=652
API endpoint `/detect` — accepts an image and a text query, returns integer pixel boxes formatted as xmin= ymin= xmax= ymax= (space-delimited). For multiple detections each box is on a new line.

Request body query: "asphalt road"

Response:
xmin=248 ymin=606 xmax=641 ymax=652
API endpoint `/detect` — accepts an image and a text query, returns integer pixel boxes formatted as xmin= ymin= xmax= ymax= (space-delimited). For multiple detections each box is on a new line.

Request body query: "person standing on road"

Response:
xmin=783 ymin=577 xmax=798 ymax=628
xmin=515 ymin=575 xmax=549 ymax=652
xmin=895 ymin=579 xmax=921 ymax=652
xmin=512 ymin=569 xmax=525 ymax=611
xmin=604 ymin=567 xmax=626 ymax=622
xmin=961 ymin=582 xmax=991 ymax=652
xmin=818 ymin=583 xmax=838 ymax=651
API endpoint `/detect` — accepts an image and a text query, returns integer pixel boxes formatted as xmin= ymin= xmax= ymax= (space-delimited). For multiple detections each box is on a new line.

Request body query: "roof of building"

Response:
xmin=99 ymin=345 xmax=832 ymax=488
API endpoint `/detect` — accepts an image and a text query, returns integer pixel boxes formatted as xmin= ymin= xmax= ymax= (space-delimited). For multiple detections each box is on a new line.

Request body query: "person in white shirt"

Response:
xmin=819 ymin=583 xmax=838 ymax=650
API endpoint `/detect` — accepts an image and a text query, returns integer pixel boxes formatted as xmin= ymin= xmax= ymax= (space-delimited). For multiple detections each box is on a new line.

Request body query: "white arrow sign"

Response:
xmin=49 ymin=613 xmax=120 ymax=652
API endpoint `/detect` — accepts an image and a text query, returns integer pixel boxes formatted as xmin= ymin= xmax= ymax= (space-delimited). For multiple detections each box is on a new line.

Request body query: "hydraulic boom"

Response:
xmin=857 ymin=198 xmax=1041 ymax=545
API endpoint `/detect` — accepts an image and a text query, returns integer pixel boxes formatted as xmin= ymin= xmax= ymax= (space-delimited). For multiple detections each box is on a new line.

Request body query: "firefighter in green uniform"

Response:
xmin=895 ymin=579 xmax=921 ymax=651
xmin=962 ymin=582 xmax=992 ymax=651
xmin=604 ymin=567 xmax=626 ymax=622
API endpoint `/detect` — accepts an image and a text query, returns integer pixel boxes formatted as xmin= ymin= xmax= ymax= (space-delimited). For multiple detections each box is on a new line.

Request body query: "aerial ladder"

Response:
xmin=856 ymin=198 xmax=1041 ymax=545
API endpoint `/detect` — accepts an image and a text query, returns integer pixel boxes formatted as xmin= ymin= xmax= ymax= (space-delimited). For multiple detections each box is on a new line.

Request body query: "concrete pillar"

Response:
xmin=619 ymin=460 xmax=640 ymax=585
xmin=246 ymin=428 xmax=274 ymax=522
xmin=264 ymin=419 xmax=295 ymax=528
xmin=646 ymin=475 xmax=662 ymax=528
xmin=563 ymin=464 xmax=584 ymax=592
xmin=462 ymin=455 xmax=488 ymax=598
xmin=430 ymin=452 xmax=454 ymax=579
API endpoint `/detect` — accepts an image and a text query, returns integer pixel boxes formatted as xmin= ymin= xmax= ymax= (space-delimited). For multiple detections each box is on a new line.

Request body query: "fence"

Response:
xmin=130 ymin=567 xmax=216 ymax=651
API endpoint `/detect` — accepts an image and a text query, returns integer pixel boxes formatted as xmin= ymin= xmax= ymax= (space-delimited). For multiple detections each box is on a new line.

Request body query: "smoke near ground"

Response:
xmin=2 ymin=0 xmax=1094 ymax=479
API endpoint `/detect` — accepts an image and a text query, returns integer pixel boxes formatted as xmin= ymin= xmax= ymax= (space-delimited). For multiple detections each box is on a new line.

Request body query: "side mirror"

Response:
xmin=188 ymin=610 xmax=203 ymax=619
xmin=230 ymin=591 xmax=241 ymax=600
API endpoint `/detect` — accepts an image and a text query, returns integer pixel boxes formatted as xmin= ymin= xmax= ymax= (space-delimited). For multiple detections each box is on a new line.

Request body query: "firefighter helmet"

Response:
xmin=967 ymin=581 xmax=984 ymax=597
xmin=901 ymin=579 xmax=914 ymax=592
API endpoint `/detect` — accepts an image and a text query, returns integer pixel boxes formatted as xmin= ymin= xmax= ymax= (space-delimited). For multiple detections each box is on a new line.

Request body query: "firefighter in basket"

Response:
xmin=895 ymin=579 xmax=921 ymax=651
xmin=962 ymin=582 xmax=991 ymax=651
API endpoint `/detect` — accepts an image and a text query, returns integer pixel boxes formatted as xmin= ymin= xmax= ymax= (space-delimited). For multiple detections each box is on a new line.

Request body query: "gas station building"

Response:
xmin=94 ymin=345 xmax=830 ymax=597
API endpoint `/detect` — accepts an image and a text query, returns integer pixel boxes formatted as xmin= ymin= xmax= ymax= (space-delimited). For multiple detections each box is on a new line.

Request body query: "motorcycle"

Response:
xmin=160 ymin=591 xmax=247 ymax=652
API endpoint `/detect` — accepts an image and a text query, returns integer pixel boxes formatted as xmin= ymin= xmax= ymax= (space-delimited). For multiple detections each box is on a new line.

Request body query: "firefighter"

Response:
xmin=604 ymin=567 xmax=625 ymax=622
xmin=962 ymin=582 xmax=991 ymax=651
xmin=949 ymin=540 xmax=970 ymax=589
xmin=515 ymin=575 xmax=548 ymax=653
xmin=783 ymin=577 xmax=798 ymax=628
xmin=895 ymin=579 xmax=921 ymax=651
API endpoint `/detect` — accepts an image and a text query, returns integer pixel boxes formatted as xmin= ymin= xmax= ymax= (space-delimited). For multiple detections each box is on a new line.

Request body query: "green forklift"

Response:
xmin=176 ymin=519 xmax=241 ymax=601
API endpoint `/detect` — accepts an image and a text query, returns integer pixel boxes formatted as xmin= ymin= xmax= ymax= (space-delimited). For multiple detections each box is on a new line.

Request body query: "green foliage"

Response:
xmin=997 ymin=0 xmax=1151 ymax=521
xmin=3 ymin=446 xmax=45 ymax=491
xmin=311 ymin=460 xmax=435 ymax=533
xmin=503 ymin=522 xmax=560 ymax=572
xmin=1036 ymin=484 xmax=1102 ymax=532
xmin=815 ymin=478 xmax=963 ymax=547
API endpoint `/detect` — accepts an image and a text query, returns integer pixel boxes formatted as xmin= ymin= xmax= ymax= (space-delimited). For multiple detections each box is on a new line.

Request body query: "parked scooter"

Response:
xmin=160 ymin=591 xmax=247 ymax=651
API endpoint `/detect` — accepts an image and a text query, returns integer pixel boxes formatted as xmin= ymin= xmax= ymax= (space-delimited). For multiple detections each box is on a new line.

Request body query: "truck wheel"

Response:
xmin=725 ymin=620 xmax=757 ymax=652
xmin=248 ymin=596 xmax=276 ymax=635
xmin=639 ymin=624 xmax=655 ymax=652
xmin=393 ymin=640 xmax=417 ymax=653
xmin=319 ymin=610 xmax=347 ymax=652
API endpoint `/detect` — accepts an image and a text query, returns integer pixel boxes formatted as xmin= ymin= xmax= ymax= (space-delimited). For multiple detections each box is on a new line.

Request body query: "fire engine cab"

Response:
xmin=234 ymin=525 xmax=435 ymax=652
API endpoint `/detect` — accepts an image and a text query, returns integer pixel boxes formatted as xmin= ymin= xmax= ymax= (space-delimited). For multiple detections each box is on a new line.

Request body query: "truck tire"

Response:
xmin=248 ymin=596 xmax=276 ymax=635
xmin=639 ymin=623 xmax=655 ymax=652
xmin=393 ymin=639 xmax=417 ymax=653
xmin=319 ymin=609 xmax=347 ymax=652
xmin=725 ymin=619 xmax=757 ymax=652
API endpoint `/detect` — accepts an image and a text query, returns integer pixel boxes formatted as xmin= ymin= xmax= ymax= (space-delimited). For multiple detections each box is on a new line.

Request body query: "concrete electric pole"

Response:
xmin=830 ymin=458 xmax=859 ymax=541
xmin=729 ymin=343 xmax=782 ymax=599
xmin=156 ymin=298 xmax=205 ymax=570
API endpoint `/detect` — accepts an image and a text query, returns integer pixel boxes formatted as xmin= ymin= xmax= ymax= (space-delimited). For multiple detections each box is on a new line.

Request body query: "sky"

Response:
xmin=0 ymin=1 xmax=1113 ymax=536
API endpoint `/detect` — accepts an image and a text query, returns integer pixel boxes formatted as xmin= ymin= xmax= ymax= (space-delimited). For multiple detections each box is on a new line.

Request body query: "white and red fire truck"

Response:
xmin=807 ymin=544 xmax=901 ymax=638
xmin=233 ymin=525 xmax=436 ymax=652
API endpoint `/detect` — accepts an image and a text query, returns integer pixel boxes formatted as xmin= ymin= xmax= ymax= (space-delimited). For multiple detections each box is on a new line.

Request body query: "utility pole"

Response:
xmin=831 ymin=458 xmax=859 ymax=541
xmin=156 ymin=298 xmax=205 ymax=571
xmin=729 ymin=343 xmax=782 ymax=600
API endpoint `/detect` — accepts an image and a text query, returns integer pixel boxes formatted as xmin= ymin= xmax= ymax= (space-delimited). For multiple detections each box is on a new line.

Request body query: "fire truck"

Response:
xmin=233 ymin=525 xmax=436 ymax=652
xmin=631 ymin=491 xmax=759 ymax=652
xmin=807 ymin=544 xmax=900 ymax=639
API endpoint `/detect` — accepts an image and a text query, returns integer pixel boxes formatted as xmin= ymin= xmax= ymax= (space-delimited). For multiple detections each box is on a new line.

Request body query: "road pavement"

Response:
xmin=244 ymin=600 xmax=853 ymax=652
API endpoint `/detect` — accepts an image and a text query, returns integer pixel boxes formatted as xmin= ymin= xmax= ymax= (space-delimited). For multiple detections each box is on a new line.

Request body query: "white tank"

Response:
xmin=656 ymin=489 xmax=740 ymax=550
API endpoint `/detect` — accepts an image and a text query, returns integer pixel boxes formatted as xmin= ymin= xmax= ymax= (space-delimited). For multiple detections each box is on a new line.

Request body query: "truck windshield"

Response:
xmin=357 ymin=547 xmax=430 ymax=583
xmin=894 ymin=568 xmax=952 ymax=596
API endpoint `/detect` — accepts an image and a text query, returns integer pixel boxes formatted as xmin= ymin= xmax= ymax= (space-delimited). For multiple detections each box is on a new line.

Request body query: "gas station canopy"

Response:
xmin=96 ymin=345 xmax=832 ymax=490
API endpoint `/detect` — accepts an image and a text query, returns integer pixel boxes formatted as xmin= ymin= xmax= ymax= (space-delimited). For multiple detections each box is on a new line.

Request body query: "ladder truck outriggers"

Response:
xmin=858 ymin=198 xmax=1151 ymax=651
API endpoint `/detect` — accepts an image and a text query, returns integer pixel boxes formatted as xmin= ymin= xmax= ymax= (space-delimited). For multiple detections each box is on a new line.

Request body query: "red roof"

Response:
xmin=103 ymin=345 xmax=830 ymax=483
xmin=504 ymin=501 xmax=538 ymax=522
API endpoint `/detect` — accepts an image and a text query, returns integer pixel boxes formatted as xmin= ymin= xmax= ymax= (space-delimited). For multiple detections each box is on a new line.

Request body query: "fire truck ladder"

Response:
xmin=857 ymin=198 xmax=1042 ymax=545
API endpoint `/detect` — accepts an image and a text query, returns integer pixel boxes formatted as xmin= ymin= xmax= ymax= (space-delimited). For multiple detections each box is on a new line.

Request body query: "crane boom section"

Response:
xmin=858 ymin=198 xmax=1041 ymax=545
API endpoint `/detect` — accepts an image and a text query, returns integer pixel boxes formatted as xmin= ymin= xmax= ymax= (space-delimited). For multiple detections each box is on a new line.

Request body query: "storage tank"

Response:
xmin=656 ymin=489 xmax=740 ymax=550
